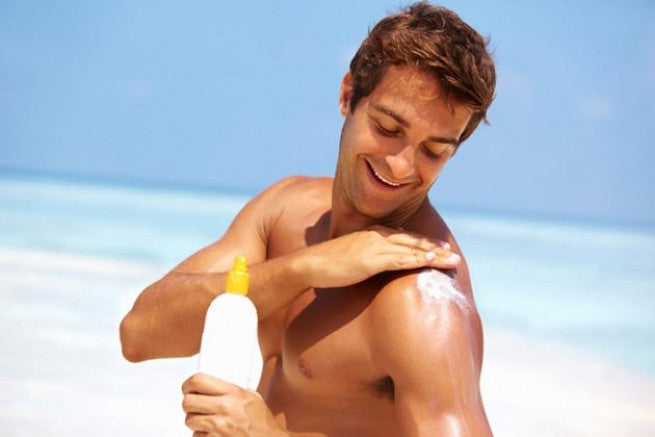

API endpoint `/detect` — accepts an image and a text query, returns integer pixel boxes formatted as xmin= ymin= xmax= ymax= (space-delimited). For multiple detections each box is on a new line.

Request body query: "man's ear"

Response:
xmin=338 ymin=71 xmax=354 ymax=116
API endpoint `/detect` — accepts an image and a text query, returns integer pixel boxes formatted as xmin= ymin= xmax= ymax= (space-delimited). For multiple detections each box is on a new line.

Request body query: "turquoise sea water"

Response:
xmin=1 ymin=173 xmax=654 ymax=376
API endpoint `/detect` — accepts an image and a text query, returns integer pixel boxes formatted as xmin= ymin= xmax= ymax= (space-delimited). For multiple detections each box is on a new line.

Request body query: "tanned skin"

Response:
xmin=121 ymin=66 xmax=492 ymax=436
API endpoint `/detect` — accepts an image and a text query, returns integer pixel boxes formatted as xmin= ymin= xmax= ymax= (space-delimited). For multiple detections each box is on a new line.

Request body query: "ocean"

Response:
xmin=1 ymin=173 xmax=654 ymax=436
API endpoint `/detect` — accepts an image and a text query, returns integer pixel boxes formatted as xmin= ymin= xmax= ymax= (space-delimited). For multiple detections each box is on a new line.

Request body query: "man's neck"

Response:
xmin=327 ymin=189 xmax=428 ymax=238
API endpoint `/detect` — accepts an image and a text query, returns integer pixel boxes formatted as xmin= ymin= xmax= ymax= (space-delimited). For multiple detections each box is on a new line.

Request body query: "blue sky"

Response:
xmin=1 ymin=1 xmax=654 ymax=225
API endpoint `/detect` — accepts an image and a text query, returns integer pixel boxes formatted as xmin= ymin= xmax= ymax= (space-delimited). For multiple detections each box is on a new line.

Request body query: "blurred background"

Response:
xmin=1 ymin=1 xmax=654 ymax=436
xmin=2 ymin=0 xmax=654 ymax=224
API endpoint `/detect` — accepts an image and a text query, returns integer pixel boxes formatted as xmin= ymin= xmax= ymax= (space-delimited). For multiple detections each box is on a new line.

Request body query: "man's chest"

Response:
xmin=262 ymin=200 xmax=397 ymax=395
xmin=264 ymin=210 xmax=394 ymax=393
xmin=264 ymin=286 xmax=399 ymax=436
xmin=280 ymin=286 xmax=382 ymax=393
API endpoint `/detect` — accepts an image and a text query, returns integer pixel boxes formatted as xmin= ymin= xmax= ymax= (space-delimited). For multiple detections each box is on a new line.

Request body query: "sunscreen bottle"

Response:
xmin=197 ymin=256 xmax=263 ymax=391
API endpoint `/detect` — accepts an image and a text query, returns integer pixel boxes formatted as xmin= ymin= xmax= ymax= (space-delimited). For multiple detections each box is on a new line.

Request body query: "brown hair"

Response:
xmin=349 ymin=2 xmax=496 ymax=145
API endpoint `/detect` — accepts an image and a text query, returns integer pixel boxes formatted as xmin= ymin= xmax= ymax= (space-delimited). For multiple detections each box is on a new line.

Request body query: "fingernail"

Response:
xmin=448 ymin=253 xmax=461 ymax=263
xmin=441 ymin=241 xmax=451 ymax=250
xmin=425 ymin=251 xmax=436 ymax=261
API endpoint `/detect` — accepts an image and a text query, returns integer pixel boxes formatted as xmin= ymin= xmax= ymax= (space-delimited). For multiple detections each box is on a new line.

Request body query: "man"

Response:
xmin=121 ymin=2 xmax=496 ymax=435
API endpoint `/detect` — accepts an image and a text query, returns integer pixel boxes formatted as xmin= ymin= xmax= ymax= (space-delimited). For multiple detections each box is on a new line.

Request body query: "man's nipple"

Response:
xmin=297 ymin=358 xmax=313 ymax=379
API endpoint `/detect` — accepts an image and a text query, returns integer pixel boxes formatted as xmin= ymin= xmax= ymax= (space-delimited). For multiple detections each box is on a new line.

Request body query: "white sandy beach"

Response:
xmin=482 ymin=328 xmax=655 ymax=436
xmin=1 ymin=247 xmax=653 ymax=436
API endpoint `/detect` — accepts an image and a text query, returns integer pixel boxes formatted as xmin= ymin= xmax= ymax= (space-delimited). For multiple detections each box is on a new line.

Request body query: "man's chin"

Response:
xmin=353 ymin=202 xmax=401 ymax=222
xmin=354 ymin=193 xmax=429 ymax=224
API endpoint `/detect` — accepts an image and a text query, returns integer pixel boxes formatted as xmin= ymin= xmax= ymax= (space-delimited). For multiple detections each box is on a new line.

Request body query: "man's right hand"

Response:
xmin=294 ymin=225 xmax=460 ymax=289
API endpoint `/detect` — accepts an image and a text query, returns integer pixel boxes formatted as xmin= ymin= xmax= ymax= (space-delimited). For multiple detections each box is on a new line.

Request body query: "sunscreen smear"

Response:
xmin=416 ymin=268 xmax=470 ymax=312
xmin=197 ymin=256 xmax=263 ymax=390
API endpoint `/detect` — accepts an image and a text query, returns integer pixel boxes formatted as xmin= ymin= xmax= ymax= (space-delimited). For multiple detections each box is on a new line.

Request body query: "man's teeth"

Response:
xmin=371 ymin=165 xmax=402 ymax=187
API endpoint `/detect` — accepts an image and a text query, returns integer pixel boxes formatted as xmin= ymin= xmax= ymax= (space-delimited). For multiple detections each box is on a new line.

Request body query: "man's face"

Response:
xmin=335 ymin=66 xmax=473 ymax=220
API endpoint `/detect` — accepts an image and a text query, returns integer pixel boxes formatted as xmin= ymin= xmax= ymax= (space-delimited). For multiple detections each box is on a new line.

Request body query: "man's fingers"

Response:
xmin=182 ymin=372 xmax=241 ymax=395
xmin=185 ymin=412 xmax=201 ymax=429
xmin=185 ymin=412 xmax=234 ymax=435
xmin=385 ymin=238 xmax=458 ymax=264
xmin=384 ymin=247 xmax=461 ymax=271
xmin=425 ymin=247 xmax=461 ymax=267
xmin=182 ymin=393 xmax=228 ymax=415
xmin=185 ymin=412 xmax=221 ymax=433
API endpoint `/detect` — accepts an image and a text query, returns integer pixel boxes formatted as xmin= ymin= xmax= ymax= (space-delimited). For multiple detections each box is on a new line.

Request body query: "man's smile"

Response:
xmin=364 ymin=158 xmax=414 ymax=189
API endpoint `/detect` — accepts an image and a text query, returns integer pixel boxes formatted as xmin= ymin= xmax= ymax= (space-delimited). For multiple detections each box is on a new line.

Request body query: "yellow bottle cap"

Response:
xmin=225 ymin=256 xmax=250 ymax=295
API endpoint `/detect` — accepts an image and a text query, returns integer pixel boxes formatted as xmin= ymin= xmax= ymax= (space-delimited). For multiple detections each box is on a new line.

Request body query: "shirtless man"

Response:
xmin=120 ymin=3 xmax=496 ymax=436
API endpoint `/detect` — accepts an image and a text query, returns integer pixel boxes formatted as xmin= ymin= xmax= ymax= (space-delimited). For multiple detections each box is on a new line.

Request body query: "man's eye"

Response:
xmin=422 ymin=146 xmax=443 ymax=160
xmin=376 ymin=123 xmax=400 ymax=136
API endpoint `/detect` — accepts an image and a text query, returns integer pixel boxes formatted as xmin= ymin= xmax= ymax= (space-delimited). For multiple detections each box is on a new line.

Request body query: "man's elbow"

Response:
xmin=119 ymin=313 xmax=147 ymax=363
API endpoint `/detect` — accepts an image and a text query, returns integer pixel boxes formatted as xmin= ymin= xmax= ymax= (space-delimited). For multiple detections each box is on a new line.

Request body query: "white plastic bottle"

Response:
xmin=197 ymin=256 xmax=263 ymax=391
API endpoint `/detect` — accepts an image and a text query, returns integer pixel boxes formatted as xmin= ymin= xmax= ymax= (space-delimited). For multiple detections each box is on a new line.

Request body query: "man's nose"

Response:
xmin=385 ymin=145 xmax=416 ymax=181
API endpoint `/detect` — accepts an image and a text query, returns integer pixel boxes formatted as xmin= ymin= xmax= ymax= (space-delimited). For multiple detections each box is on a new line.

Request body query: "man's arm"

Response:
xmin=370 ymin=270 xmax=492 ymax=437
xmin=119 ymin=176 xmax=307 ymax=361
xmin=120 ymin=175 xmax=463 ymax=362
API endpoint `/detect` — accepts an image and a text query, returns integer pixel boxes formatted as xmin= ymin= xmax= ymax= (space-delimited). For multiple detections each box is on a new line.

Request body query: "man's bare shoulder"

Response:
xmin=249 ymin=176 xmax=331 ymax=221
xmin=413 ymin=201 xmax=474 ymax=296
xmin=276 ymin=175 xmax=332 ymax=193
xmin=367 ymin=269 xmax=483 ymax=373
xmin=365 ymin=272 xmax=489 ymax=436
xmin=260 ymin=175 xmax=332 ymax=206
xmin=369 ymin=269 xmax=478 ymax=328
xmin=413 ymin=201 xmax=457 ymax=249
xmin=266 ymin=175 xmax=333 ymax=223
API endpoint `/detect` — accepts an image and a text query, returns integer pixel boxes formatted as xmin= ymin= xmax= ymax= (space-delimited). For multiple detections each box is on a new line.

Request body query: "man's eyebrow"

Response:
xmin=429 ymin=136 xmax=459 ymax=146
xmin=370 ymin=103 xmax=460 ymax=145
xmin=371 ymin=103 xmax=410 ymax=127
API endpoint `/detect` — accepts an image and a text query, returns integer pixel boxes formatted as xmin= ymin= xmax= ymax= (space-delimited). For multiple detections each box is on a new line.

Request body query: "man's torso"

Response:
xmin=254 ymin=177 xmax=481 ymax=436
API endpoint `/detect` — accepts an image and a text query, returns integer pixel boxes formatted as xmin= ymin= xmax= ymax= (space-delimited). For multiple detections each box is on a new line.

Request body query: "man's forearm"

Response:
xmin=120 ymin=251 xmax=311 ymax=362
xmin=120 ymin=226 xmax=460 ymax=362
xmin=120 ymin=271 xmax=224 ymax=361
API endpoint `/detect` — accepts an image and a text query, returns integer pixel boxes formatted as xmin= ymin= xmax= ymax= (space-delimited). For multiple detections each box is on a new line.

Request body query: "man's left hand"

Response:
xmin=182 ymin=373 xmax=286 ymax=437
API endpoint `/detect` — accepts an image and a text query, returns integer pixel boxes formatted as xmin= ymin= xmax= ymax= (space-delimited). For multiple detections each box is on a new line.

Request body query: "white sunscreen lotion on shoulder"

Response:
xmin=197 ymin=256 xmax=263 ymax=391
